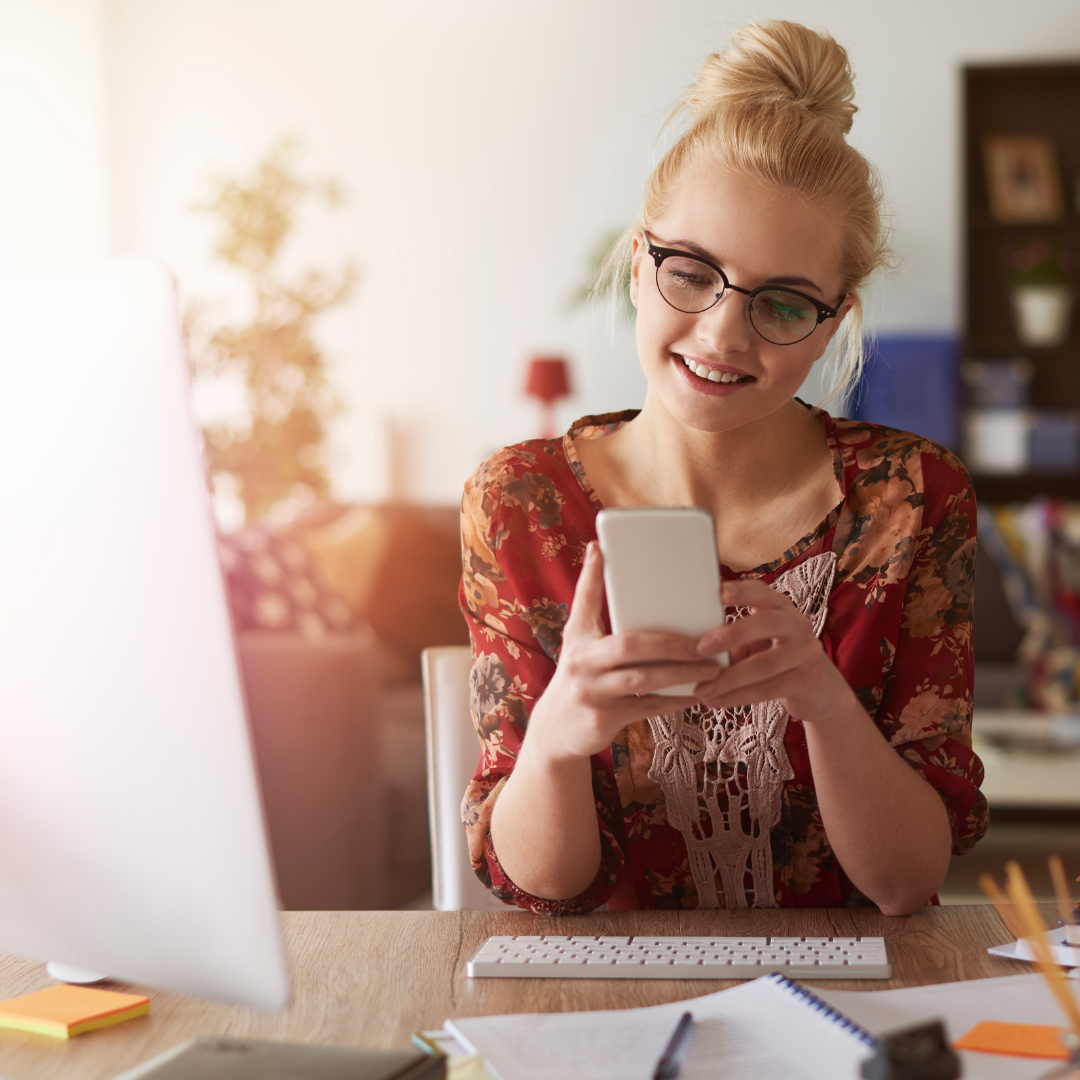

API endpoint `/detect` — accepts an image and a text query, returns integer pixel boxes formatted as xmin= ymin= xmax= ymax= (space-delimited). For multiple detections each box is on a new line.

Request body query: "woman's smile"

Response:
xmin=674 ymin=353 xmax=756 ymax=396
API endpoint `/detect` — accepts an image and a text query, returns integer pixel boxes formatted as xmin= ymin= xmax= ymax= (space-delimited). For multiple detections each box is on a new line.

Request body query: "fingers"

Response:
xmin=721 ymin=578 xmax=794 ymax=613
xmin=564 ymin=542 xmax=607 ymax=638
xmin=601 ymin=690 xmax=700 ymax=726
xmin=695 ymin=639 xmax=823 ymax=706
xmin=698 ymin=608 xmax=803 ymax=658
xmin=594 ymin=660 xmax=721 ymax=699
xmin=595 ymin=629 xmax=704 ymax=669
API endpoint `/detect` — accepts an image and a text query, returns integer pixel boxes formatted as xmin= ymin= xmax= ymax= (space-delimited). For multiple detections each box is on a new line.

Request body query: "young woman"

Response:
xmin=459 ymin=20 xmax=986 ymax=916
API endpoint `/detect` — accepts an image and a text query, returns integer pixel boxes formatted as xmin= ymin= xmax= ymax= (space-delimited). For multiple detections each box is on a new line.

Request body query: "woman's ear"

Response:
xmin=628 ymin=231 xmax=644 ymax=309
xmin=815 ymin=293 xmax=855 ymax=353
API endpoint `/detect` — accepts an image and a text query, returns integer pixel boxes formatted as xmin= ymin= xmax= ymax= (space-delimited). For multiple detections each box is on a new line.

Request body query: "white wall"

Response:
xmin=0 ymin=0 xmax=109 ymax=266
xmin=102 ymin=0 xmax=1080 ymax=506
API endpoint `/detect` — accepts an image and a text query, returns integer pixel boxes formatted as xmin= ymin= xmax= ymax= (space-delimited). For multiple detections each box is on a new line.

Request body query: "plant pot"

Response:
xmin=962 ymin=408 xmax=1030 ymax=474
xmin=1010 ymin=283 xmax=1075 ymax=348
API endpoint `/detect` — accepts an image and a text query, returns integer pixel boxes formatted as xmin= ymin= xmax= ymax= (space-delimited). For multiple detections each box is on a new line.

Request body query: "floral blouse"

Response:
xmin=458 ymin=409 xmax=987 ymax=912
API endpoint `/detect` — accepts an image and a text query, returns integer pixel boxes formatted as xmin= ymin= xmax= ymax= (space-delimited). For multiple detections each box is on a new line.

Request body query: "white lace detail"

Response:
xmin=646 ymin=551 xmax=837 ymax=909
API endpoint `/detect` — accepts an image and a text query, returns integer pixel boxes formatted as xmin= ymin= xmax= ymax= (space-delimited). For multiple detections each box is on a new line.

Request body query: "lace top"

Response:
xmin=459 ymin=409 xmax=987 ymax=911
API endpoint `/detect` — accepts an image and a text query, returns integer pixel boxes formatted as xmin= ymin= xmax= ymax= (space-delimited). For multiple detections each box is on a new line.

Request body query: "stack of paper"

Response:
xmin=443 ymin=973 xmax=1069 ymax=1080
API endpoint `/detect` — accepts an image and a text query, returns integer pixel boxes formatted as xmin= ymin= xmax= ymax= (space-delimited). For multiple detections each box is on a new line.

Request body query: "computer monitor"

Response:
xmin=0 ymin=259 xmax=291 ymax=1010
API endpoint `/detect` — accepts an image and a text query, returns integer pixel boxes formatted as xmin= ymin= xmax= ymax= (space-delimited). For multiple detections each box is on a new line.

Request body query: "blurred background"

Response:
xmin=6 ymin=0 xmax=1080 ymax=909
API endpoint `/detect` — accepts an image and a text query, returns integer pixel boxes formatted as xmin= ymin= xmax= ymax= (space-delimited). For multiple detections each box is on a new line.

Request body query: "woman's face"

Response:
xmin=630 ymin=163 xmax=852 ymax=434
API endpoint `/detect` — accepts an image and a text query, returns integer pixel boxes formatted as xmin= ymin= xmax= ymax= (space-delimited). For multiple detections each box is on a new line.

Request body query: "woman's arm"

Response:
xmin=694 ymin=577 xmax=953 ymax=915
xmin=802 ymin=694 xmax=951 ymax=915
xmin=490 ymin=543 xmax=721 ymax=901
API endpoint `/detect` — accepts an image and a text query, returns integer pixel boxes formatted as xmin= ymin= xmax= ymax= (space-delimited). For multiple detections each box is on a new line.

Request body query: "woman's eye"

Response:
xmin=761 ymin=296 xmax=812 ymax=322
xmin=670 ymin=271 xmax=711 ymax=287
xmin=663 ymin=265 xmax=717 ymax=290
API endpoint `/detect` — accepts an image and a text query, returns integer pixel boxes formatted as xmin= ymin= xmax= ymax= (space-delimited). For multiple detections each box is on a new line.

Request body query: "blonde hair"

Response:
xmin=604 ymin=20 xmax=893 ymax=407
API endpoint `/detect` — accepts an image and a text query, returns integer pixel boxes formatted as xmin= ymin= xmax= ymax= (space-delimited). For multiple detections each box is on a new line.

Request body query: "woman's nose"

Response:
xmin=695 ymin=291 xmax=753 ymax=353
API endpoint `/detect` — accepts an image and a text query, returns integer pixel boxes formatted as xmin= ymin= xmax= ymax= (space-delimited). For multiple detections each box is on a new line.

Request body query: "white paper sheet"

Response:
xmin=447 ymin=972 xmax=1074 ymax=1080
xmin=446 ymin=977 xmax=867 ymax=1080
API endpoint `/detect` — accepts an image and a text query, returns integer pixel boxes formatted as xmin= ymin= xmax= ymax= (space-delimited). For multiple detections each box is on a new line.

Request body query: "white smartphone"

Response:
xmin=595 ymin=507 xmax=728 ymax=697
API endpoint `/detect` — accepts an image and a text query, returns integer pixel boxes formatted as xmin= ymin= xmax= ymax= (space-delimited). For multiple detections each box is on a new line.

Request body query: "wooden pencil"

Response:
xmin=1050 ymin=856 xmax=1080 ymax=947
xmin=1004 ymin=861 xmax=1080 ymax=1038
xmin=979 ymin=872 xmax=1030 ymax=942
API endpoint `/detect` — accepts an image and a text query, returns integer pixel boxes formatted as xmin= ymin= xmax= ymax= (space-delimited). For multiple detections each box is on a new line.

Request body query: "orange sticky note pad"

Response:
xmin=954 ymin=1020 xmax=1068 ymax=1060
xmin=0 ymin=985 xmax=150 ymax=1039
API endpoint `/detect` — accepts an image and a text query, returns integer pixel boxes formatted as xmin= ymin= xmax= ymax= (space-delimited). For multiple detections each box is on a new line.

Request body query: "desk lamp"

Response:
xmin=524 ymin=355 xmax=571 ymax=439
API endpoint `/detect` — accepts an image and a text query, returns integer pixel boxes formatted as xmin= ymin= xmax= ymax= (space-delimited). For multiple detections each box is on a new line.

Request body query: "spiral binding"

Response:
xmin=766 ymin=972 xmax=877 ymax=1047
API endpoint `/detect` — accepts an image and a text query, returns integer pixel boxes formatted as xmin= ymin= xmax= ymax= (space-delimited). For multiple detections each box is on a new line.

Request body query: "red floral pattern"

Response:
xmin=459 ymin=409 xmax=987 ymax=912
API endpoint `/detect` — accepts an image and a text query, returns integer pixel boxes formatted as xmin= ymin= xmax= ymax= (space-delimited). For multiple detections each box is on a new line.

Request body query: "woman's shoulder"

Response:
xmin=827 ymin=415 xmax=975 ymax=590
xmin=462 ymin=437 xmax=577 ymax=520
xmin=462 ymin=411 xmax=636 ymax=518
xmin=831 ymin=415 xmax=973 ymax=511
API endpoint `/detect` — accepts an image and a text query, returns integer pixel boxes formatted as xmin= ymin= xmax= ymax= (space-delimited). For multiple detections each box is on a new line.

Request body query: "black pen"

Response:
xmin=652 ymin=1011 xmax=693 ymax=1080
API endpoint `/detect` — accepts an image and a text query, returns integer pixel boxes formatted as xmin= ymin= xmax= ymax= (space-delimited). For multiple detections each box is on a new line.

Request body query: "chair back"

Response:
xmin=422 ymin=646 xmax=505 ymax=910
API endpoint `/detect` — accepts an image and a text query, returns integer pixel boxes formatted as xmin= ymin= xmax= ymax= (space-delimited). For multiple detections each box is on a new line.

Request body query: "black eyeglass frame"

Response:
xmin=642 ymin=232 xmax=846 ymax=345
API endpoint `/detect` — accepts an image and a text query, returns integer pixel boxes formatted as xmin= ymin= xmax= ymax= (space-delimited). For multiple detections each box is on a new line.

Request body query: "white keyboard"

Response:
xmin=466 ymin=935 xmax=891 ymax=979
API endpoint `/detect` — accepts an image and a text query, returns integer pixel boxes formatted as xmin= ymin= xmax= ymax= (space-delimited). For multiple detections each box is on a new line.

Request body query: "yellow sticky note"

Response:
xmin=0 ymin=984 xmax=150 ymax=1039
xmin=954 ymin=1020 xmax=1068 ymax=1060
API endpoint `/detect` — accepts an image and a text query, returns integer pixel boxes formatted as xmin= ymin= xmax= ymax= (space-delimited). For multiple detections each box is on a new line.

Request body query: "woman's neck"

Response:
xmin=577 ymin=392 xmax=840 ymax=571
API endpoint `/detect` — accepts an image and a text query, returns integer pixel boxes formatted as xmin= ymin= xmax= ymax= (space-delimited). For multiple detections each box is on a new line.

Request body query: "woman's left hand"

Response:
xmin=692 ymin=578 xmax=856 ymax=726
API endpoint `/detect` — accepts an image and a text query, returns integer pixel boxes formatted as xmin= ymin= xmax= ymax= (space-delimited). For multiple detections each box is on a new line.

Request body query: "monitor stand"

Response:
xmin=46 ymin=962 xmax=109 ymax=984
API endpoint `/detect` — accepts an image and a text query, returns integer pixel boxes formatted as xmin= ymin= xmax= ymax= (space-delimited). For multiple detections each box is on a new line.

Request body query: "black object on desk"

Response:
xmin=860 ymin=1020 xmax=960 ymax=1080
xmin=652 ymin=1011 xmax=693 ymax=1080
xmin=114 ymin=1037 xmax=446 ymax=1080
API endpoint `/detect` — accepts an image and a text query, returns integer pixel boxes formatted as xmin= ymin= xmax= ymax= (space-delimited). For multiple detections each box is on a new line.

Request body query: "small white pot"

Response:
xmin=962 ymin=409 xmax=1030 ymax=475
xmin=1011 ymin=284 xmax=1075 ymax=348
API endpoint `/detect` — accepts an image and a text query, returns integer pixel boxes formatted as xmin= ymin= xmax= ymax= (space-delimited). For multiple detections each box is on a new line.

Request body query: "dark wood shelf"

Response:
xmin=963 ymin=62 xmax=1080 ymax=500
xmin=968 ymin=209 xmax=1080 ymax=232
xmin=971 ymin=472 xmax=1080 ymax=502
xmin=964 ymin=337 xmax=1079 ymax=361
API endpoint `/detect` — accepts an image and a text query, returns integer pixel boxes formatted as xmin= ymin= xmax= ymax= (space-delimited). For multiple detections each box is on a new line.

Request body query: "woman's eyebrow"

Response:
xmin=665 ymin=238 xmax=825 ymax=295
xmin=766 ymin=274 xmax=825 ymax=294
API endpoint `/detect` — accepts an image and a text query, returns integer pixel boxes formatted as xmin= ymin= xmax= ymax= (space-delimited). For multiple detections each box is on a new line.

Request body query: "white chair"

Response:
xmin=422 ymin=646 xmax=506 ymax=910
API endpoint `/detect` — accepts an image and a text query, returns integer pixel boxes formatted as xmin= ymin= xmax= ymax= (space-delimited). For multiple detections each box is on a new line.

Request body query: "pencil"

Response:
xmin=1004 ymin=861 xmax=1080 ymax=1039
xmin=1050 ymin=856 xmax=1080 ymax=948
xmin=979 ymin=872 xmax=1030 ymax=942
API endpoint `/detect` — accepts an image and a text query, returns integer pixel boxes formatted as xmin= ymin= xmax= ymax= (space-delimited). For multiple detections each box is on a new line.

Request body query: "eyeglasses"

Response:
xmin=643 ymin=232 xmax=845 ymax=346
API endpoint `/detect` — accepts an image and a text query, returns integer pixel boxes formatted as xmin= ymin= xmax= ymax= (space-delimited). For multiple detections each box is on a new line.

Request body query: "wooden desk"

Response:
xmin=0 ymin=905 xmax=1046 ymax=1080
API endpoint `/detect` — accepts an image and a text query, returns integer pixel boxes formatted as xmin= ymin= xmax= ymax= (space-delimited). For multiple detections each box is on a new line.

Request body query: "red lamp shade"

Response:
xmin=524 ymin=356 xmax=572 ymax=439
xmin=524 ymin=356 xmax=572 ymax=403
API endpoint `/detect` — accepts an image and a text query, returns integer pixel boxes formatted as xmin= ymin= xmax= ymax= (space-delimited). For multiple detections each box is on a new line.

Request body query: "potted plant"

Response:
xmin=1003 ymin=238 xmax=1076 ymax=348
xmin=186 ymin=138 xmax=357 ymax=528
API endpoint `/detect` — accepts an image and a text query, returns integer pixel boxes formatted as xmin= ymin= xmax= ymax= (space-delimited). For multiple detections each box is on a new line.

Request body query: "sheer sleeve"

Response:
xmin=874 ymin=455 xmax=988 ymax=855
xmin=457 ymin=450 xmax=623 ymax=913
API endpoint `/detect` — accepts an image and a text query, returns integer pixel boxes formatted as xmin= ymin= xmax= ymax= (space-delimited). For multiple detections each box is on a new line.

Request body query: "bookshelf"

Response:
xmin=964 ymin=61 xmax=1080 ymax=502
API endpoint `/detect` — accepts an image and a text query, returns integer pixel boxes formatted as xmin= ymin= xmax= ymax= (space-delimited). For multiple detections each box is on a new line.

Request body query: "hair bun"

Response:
xmin=685 ymin=20 xmax=856 ymax=136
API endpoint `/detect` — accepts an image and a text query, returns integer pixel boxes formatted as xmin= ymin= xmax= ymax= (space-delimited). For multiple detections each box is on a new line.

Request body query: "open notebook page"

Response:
xmin=813 ymin=974 xmax=1070 ymax=1080
xmin=446 ymin=976 xmax=869 ymax=1080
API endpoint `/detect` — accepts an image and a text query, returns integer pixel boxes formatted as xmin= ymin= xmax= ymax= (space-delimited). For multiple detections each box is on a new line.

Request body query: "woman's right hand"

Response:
xmin=524 ymin=542 xmax=721 ymax=763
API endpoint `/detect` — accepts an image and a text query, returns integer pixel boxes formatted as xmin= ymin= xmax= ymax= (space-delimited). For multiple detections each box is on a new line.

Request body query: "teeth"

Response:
xmin=681 ymin=356 xmax=747 ymax=384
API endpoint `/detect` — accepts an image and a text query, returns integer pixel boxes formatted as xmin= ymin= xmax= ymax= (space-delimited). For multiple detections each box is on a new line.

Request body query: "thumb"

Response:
xmin=565 ymin=541 xmax=607 ymax=639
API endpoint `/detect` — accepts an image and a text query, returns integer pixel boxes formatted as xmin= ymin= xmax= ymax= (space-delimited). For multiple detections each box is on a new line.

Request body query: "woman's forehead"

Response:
xmin=654 ymin=164 xmax=844 ymax=292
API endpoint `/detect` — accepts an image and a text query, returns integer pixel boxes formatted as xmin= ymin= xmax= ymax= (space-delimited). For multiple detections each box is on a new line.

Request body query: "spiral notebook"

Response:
xmin=446 ymin=973 xmax=872 ymax=1080
xmin=445 ymin=972 xmax=1065 ymax=1080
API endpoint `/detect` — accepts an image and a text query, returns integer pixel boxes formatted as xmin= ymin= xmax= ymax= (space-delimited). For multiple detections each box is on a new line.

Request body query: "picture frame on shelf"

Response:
xmin=982 ymin=134 xmax=1065 ymax=223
